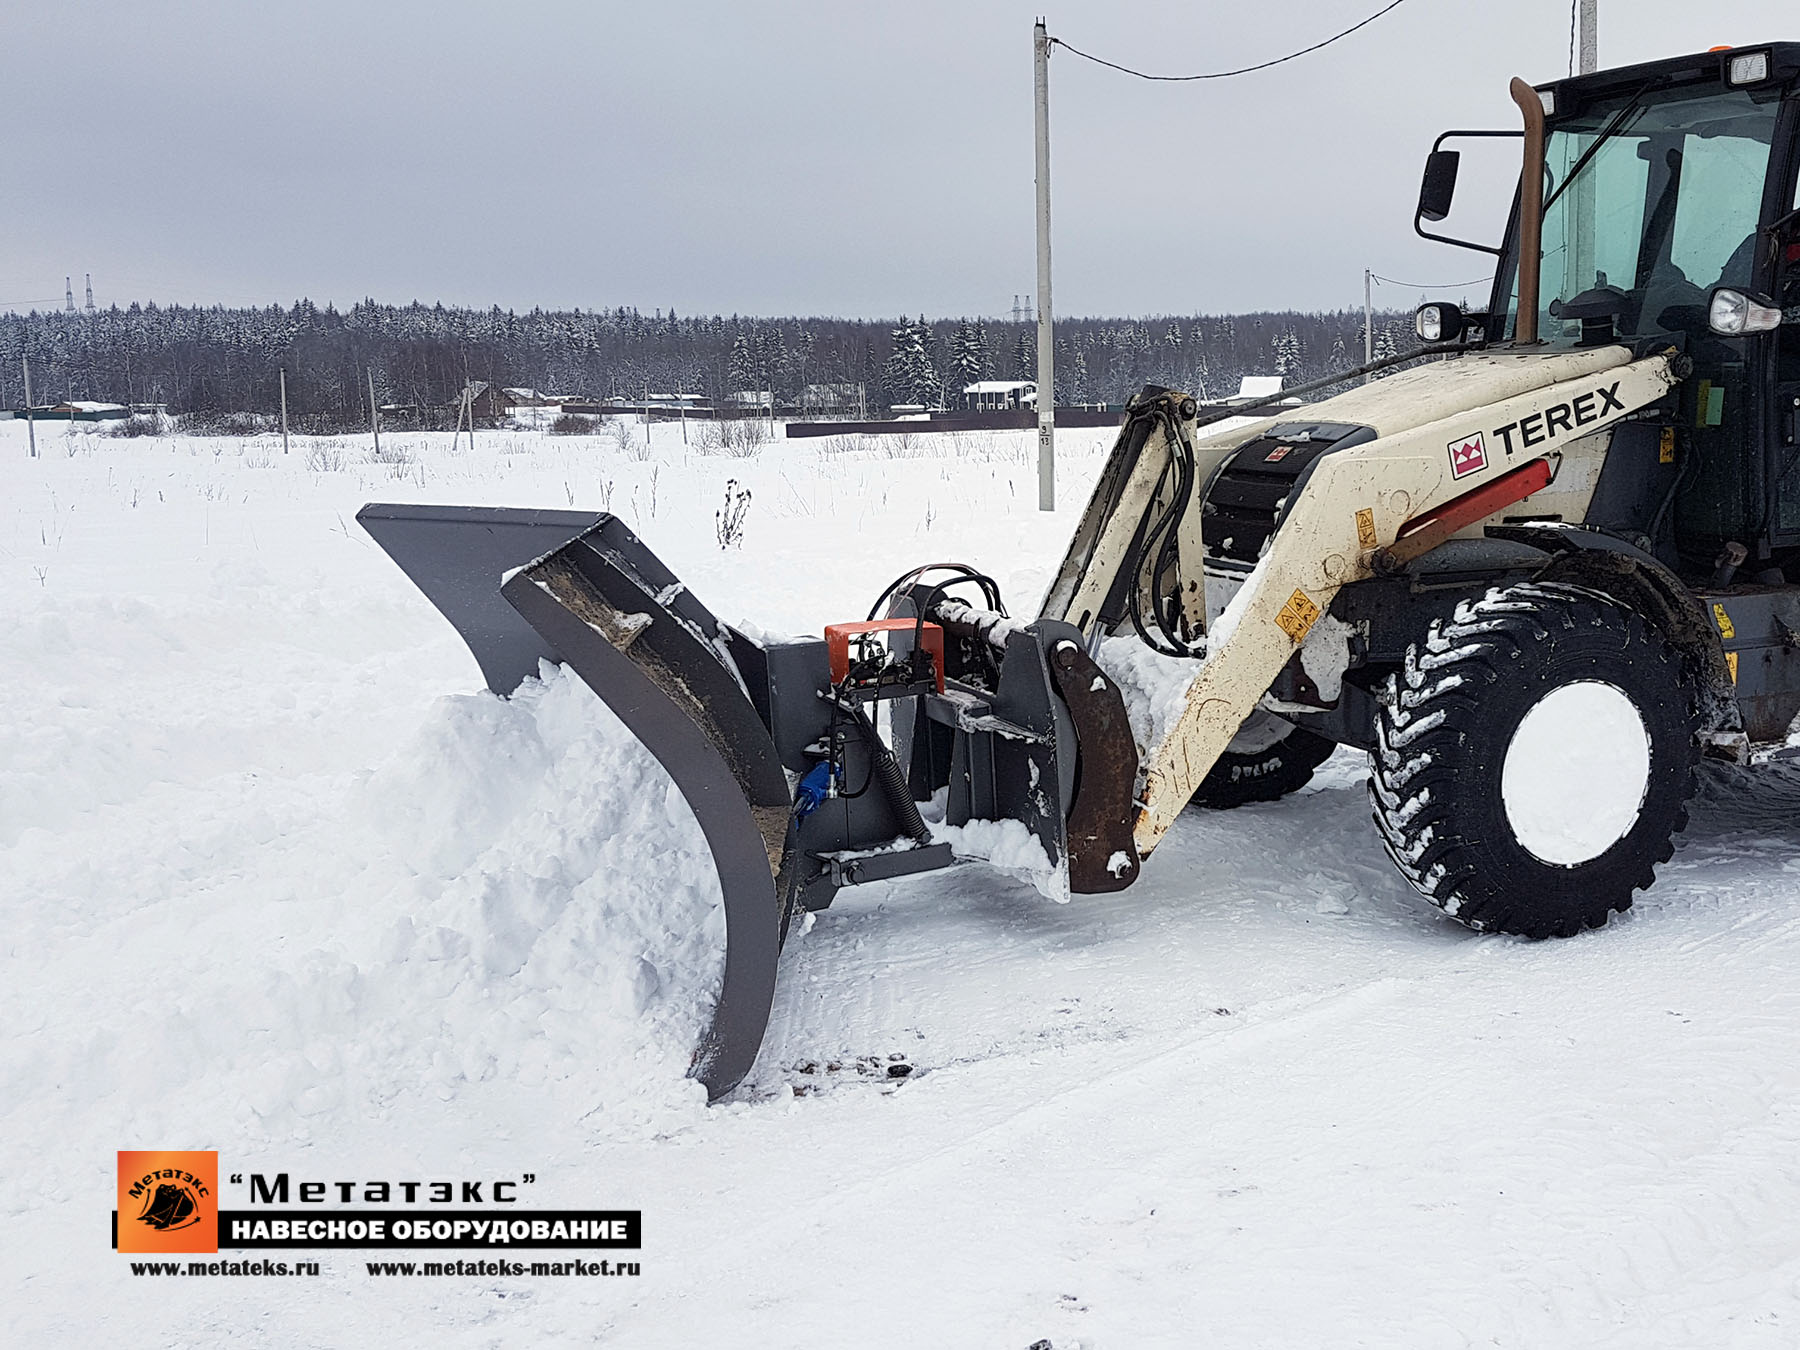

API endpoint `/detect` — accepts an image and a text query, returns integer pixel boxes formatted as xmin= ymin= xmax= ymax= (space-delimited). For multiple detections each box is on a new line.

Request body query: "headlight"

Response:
xmin=1709 ymin=287 xmax=1782 ymax=336
xmin=1728 ymin=51 xmax=1770 ymax=85
xmin=1415 ymin=303 xmax=1465 ymax=343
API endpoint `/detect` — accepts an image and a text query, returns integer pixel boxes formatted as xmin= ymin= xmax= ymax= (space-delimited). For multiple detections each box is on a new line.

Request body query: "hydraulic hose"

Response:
xmin=839 ymin=701 xmax=932 ymax=845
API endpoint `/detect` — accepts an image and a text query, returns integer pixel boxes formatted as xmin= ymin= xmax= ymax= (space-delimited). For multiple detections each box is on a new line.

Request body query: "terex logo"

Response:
xmin=1491 ymin=380 xmax=1627 ymax=458
xmin=1449 ymin=433 xmax=1488 ymax=479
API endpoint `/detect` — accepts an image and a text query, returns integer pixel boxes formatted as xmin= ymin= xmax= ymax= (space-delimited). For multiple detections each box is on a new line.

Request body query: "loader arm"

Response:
xmin=1133 ymin=352 xmax=1682 ymax=852
xmin=1043 ymin=355 xmax=1684 ymax=858
xmin=1040 ymin=391 xmax=1275 ymax=642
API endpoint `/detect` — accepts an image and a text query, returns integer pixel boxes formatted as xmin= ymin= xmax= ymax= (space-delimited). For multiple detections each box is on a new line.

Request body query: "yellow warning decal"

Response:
xmin=1275 ymin=588 xmax=1322 ymax=642
xmin=1659 ymin=427 xmax=1676 ymax=464
xmin=1355 ymin=507 xmax=1378 ymax=549
xmin=1713 ymin=603 xmax=1735 ymax=640
xmin=1726 ymin=651 xmax=1740 ymax=683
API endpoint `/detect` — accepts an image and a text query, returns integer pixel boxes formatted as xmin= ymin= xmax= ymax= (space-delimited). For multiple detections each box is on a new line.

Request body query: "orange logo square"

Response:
xmin=116 ymin=1151 xmax=218 ymax=1253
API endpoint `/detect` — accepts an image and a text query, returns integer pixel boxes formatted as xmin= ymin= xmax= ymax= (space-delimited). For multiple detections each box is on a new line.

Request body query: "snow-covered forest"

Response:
xmin=0 ymin=301 xmax=1422 ymax=427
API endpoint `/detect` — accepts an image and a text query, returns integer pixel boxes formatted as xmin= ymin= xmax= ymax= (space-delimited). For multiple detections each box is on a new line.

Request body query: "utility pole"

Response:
xmin=1033 ymin=17 xmax=1055 ymax=511
xmin=1578 ymin=1 xmax=1598 ymax=75
xmin=462 ymin=356 xmax=477 ymax=454
xmin=367 ymin=367 xmax=381 ymax=457
xmin=279 ymin=367 xmax=290 ymax=454
xmin=22 ymin=356 xmax=37 ymax=458
xmin=1363 ymin=269 xmax=1374 ymax=383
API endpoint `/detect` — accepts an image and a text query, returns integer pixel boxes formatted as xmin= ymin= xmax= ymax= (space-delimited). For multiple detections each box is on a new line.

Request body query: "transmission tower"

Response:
xmin=64 ymin=277 xmax=76 ymax=313
xmin=84 ymin=274 xmax=95 ymax=313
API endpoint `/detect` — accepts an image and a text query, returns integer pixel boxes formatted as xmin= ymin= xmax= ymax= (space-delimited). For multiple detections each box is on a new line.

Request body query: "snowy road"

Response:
xmin=6 ymin=420 xmax=1800 ymax=1347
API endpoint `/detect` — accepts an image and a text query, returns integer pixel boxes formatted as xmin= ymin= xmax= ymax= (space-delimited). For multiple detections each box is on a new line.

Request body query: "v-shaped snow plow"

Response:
xmin=359 ymin=503 xmax=1141 ymax=1099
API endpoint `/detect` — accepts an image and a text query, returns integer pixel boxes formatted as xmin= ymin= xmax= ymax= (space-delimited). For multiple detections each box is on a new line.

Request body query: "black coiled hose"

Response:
xmin=838 ymin=700 xmax=932 ymax=845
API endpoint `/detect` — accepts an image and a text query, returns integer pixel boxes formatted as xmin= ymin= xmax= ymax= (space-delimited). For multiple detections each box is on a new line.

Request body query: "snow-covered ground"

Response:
xmin=7 ymin=415 xmax=1800 ymax=1347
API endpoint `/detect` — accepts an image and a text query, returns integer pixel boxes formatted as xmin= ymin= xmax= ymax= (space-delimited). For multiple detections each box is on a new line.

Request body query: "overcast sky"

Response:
xmin=5 ymin=1 xmax=1793 ymax=319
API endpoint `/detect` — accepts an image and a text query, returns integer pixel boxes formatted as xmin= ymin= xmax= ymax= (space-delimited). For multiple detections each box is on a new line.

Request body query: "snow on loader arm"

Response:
xmin=359 ymin=503 xmax=1143 ymax=1101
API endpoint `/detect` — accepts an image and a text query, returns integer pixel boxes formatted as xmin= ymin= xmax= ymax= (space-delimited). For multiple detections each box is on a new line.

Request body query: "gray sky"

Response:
xmin=5 ymin=1 xmax=1793 ymax=318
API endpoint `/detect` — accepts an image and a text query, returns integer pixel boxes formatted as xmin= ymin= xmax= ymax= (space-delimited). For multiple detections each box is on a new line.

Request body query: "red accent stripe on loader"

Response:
xmin=1387 ymin=457 xmax=1555 ymax=564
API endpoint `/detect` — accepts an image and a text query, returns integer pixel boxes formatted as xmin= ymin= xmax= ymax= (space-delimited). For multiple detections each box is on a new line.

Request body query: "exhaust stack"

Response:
xmin=1510 ymin=77 xmax=1547 ymax=344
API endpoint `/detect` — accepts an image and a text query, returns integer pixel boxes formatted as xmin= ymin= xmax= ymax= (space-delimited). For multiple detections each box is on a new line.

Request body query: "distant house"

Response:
xmin=452 ymin=381 xmax=511 ymax=425
xmin=1230 ymin=376 xmax=1284 ymax=403
xmin=23 ymin=400 xmax=129 ymax=422
xmin=801 ymin=383 xmax=863 ymax=413
xmin=1200 ymin=375 xmax=1303 ymax=413
xmin=728 ymin=390 xmax=774 ymax=410
xmin=961 ymin=379 xmax=1037 ymax=412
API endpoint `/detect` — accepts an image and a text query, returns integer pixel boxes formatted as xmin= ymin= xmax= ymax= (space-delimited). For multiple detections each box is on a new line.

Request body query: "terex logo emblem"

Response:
xmin=1449 ymin=433 xmax=1488 ymax=479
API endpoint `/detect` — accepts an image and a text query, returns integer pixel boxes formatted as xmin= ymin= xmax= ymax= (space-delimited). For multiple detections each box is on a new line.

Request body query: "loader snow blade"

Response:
xmin=359 ymin=503 xmax=792 ymax=1101
xmin=355 ymin=503 xmax=607 ymax=697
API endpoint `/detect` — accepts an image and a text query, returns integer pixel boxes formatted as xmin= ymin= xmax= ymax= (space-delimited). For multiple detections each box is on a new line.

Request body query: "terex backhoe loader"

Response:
xmin=363 ymin=44 xmax=1800 ymax=1098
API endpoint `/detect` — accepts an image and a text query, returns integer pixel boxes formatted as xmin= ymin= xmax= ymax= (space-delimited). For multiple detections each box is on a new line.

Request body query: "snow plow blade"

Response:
xmin=358 ymin=503 xmax=791 ymax=1100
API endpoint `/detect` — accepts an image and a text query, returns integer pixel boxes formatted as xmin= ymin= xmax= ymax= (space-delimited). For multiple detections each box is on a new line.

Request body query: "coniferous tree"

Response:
xmin=948 ymin=321 xmax=986 ymax=404
xmin=1013 ymin=329 xmax=1035 ymax=381
xmin=727 ymin=333 xmax=757 ymax=393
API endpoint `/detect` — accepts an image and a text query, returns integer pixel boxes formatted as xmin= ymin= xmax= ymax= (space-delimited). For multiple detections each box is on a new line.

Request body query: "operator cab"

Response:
xmin=1425 ymin=44 xmax=1800 ymax=581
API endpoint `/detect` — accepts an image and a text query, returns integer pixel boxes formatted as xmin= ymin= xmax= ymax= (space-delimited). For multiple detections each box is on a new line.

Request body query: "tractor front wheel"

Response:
xmin=1369 ymin=581 xmax=1698 ymax=938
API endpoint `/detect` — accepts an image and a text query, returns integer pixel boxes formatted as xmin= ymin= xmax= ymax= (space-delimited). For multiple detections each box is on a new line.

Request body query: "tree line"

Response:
xmin=0 ymin=299 xmax=1420 ymax=429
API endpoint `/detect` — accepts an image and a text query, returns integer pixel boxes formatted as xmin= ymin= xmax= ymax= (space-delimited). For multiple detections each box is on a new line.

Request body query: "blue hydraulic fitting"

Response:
xmin=794 ymin=761 xmax=835 ymax=818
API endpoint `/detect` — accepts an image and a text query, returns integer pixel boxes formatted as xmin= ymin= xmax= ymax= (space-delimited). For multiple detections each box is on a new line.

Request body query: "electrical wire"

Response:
xmin=1568 ymin=0 xmax=1578 ymax=78
xmin=1051 ymin=0 xmax=1414 ymax=82
xmin=1370 ymin=272 xmax=1495 ymax=290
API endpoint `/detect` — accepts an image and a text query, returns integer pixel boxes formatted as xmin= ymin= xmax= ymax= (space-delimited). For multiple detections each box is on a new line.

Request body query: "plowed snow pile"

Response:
xmin=5 ymin=657 xmax=726 ymax=1172
xmin=9 ymin=419 xmax=1800 ymax=1350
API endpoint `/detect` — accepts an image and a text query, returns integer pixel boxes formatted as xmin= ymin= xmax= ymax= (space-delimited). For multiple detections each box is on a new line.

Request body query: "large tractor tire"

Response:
xmin=1369 ymin=581 xmax=1699 ymax=938
xmin=1191 ymin=711 xmax=1337 ymax=810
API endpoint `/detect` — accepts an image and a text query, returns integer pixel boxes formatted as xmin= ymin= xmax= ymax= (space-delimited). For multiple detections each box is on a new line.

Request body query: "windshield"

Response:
xmin=1501 ymin=82 xmax=1781 ymax=345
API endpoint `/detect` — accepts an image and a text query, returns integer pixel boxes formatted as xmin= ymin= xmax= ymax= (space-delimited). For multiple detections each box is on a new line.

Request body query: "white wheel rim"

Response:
xmin=1500 ymin=681 xmax=1652 ymax=866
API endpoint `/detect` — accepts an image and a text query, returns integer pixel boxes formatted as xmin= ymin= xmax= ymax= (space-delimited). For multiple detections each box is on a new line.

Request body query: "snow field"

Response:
xmin=7 ymin=415 xmax=1800 ymax=1347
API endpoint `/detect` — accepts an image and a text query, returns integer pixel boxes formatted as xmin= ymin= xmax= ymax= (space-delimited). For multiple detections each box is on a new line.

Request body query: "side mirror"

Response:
xmin=1415 ymin=303 xmax=1467 ymax=343
xmin=1418 ymin=149 xmax=1462 ymax=223
xmin=1709 ymin=287 xmax=1782 ymax=336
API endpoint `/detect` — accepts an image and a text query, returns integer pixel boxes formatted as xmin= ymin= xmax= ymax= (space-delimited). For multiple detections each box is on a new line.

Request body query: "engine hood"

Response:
xmin=1195 ymin=346 xmax=1640 ymax=448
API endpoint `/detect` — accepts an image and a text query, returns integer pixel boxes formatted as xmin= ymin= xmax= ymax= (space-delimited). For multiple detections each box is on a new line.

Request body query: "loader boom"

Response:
xmin=1040 ymin=352 xmax=1683 ymax=856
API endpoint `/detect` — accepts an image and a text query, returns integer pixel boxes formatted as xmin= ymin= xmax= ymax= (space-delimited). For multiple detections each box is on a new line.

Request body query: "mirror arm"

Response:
xmin=1413 ymin=129 xmax=1520 ymax=257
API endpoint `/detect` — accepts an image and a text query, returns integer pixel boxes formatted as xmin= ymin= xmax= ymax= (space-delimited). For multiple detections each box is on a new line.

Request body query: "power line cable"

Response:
xmin=1051 ymin=0 xmax=1414 ymax=81
xmin=1370 ymin=272 xmax=1494 ymax=289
